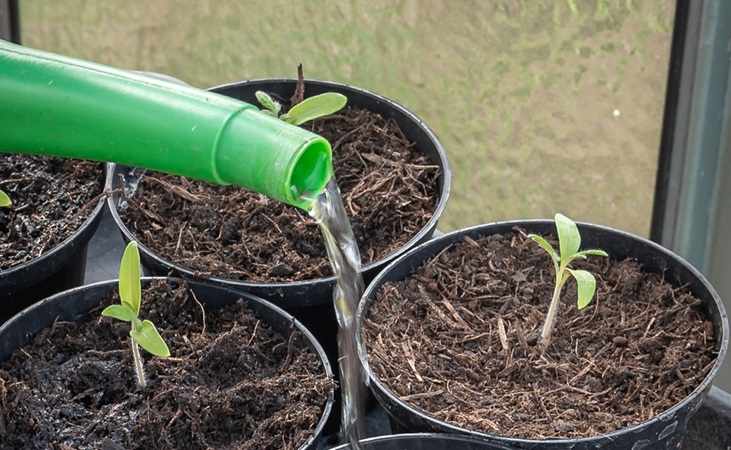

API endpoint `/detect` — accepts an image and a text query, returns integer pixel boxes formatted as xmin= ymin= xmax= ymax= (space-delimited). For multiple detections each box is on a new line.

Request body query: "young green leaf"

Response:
xmin=566 ymin=268 xmax=597 ymax=309
xmin=119 ymin=241 xmax=141 ymax=315
xmin=0 ymin=189 xmax=10 ymax=207
xmin=555 ymin=213 xmax=581 ymax=266
xmin=286 ymin=92 xmax=347 ymax=126
xmin=131 ymin=320 xmax=170 ymax=357
xmin=255 ymin=91 xmax=282 ymax=116
xmin=526 ymin=234 xmax=559 ymax=263
xmin=101 ymin=304 xmax=137 ymax=322
xmin=279 ymin=113 xmax=294 ymax=122
xmin=575 ymin=249 xmax=610 ymax=259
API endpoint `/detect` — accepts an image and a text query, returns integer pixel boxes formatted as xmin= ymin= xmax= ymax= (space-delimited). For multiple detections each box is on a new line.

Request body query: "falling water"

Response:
xmin=309 ymin=178 xmax=366 ymax=449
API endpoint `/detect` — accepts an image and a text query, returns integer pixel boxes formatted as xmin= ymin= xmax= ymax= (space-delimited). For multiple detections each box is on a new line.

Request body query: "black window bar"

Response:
xmin=0 ymin=0 xmax=20 ymax=44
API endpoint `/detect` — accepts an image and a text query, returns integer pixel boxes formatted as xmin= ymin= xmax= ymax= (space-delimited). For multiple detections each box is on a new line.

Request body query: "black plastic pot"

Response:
xmin=107 ymin=78 xmax=450 ymax=371
xmin=0 ymin=163 xmax=108 ymax=325
xmin=330 ymin=433 xmax=518 ymax=449
xmin=0 ymin=277 xmax=335 ymax=450
xmin=356 ymin=220 xmax=729 ymax=450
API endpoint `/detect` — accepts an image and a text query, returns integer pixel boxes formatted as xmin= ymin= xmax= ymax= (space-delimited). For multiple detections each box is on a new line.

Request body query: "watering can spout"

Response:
xmin=0 ymin=40 xmax=333 ymax=210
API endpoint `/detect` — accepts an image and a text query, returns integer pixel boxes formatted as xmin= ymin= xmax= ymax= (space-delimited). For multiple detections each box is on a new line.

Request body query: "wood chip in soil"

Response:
xmin=363 ymin=229 xmax=719 ymax=440
xmin=0 ymin=154 xmax=105 ymax=270
xmin=0 ymin=279 xmax=335 ymax=449
xmin=117 ymin=106 xmax=441 ymax=282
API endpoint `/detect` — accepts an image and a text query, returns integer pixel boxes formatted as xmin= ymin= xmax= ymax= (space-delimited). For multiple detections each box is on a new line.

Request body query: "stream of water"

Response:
xmin=309 ymin=178 xmax=366 ymax=450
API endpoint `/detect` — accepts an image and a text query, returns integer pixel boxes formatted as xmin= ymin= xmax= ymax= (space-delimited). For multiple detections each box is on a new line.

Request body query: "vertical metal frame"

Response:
xmin=650 ymin=0 xmax=693 ymax=244
xmin=651 ymin=0 xmax=731 ymax=274
xmin=651 ymin=0 xmax=731 ymax=390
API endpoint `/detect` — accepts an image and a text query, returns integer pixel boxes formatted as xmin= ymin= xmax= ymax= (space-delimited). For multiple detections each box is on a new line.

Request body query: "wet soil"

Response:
xmin=117 ymin=103 xmax=441 ymax=282
xmin=363 ymin=229 xmax=718 ymax=439
xmin=0 ymin=154 xmax=105 ymax=270
xmin=0 ymin=279 xmax=334 ymax=449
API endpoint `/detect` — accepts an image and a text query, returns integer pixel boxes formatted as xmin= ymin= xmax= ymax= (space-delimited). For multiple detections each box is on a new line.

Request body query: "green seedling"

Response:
xmin=0 ymin=189 xmax=11 ymax=207
xmin=527 ymin=213 xmax=608 ymax=347
xmin=102 ymin=241 xmax=169 ymax=388
xmin=256 ymin=90 xmax=347 ymax=126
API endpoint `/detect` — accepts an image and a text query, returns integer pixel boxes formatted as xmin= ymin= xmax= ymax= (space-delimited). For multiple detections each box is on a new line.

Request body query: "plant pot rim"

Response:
xmin=330 ymin=432 xmax=518 ymax=449
xmin=108 ymin=78 xmax=451 ymax=290
xmin=356 ymin=218 xmax=730 ymax=446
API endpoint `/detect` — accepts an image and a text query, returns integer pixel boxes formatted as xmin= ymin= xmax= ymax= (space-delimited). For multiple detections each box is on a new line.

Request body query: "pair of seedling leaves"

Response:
xmin=255 ymin=90 xmax=347 ymax=126
xmin=102 ymin=241 xmax=169 ymax=386
xmin=527 ymin=213 xmax=609 ymax=346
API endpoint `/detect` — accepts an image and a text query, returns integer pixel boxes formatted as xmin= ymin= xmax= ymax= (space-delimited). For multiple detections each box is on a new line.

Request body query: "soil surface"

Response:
xmin=363 ymin=229 xmax=718 ymax=440
xmin=0 ymin=154 xmax=105 ymax=270
xmin=117 ymin=104 xmax=441 ymax=282
xmin=0 ymin=279 xmax=334 ymax=449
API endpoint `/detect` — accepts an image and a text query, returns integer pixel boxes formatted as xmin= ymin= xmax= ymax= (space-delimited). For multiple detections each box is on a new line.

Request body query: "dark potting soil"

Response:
xmin=0 ymin=279 xmax=334 ymax=449
xmin=363 ymin=230 xmax=718 ymax=440
xmin=0 ymin=154 xmax=105 ymax=270
xmin=117 ymin=106 xmax=440 ymax=282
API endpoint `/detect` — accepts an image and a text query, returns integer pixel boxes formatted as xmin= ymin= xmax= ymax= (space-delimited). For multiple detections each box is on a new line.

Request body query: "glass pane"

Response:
xmin=20 ymin=0 xmax=675 ymax=236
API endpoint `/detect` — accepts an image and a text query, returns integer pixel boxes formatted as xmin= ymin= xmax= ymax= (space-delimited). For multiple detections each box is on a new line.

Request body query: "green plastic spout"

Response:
xmin=0 ymin=40 xmax=333 ymax=210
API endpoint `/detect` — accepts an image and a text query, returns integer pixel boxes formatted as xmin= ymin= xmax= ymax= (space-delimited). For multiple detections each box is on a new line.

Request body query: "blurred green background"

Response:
xmin=19 ymin=0 xmax=675 ymax=236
